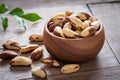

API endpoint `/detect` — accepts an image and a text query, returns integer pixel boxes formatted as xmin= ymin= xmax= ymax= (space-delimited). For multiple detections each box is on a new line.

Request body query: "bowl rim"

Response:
xmin=45 ymin=22 xmax=103 ymax=41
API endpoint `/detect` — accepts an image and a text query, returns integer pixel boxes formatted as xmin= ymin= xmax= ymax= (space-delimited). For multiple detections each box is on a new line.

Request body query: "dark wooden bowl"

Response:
xmin=43 ymin=22 xmax=105 ymax=62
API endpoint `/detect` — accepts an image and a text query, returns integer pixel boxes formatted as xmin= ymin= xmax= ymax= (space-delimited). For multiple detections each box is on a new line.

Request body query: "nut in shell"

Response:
xmin=32 ymin=67 xmax=47 ymax=78
xmin=65 ymin=11 xmax=73 ymax=16
xmin=83 ymin=20 xmax=91 ymax=29
xmin=48 ymin=23 xmax=59 ymax=32
xmin=2 ymin=40 xmax=21 ymax=51
xmin=63 ymin=22 xmax=72 ymax=29
xmin=63 ymin=28 xmax=79 ymax=38
xmin=53 ymin=26 xmax=64 ymax=37
xmin=66 ymin=16 xmax=85 ymax=30
xmin=61 ymin=64 xmax=80 ymax=74
xmin=89 ymin=16 xmax=97 ymax=22
xmin=75 ymin=30 xmax=81 ymax=37
xmin=80 ymin=26 xmax=97 ymax=37
xmin=52 ymin=12 xmax=66 ymax=20
xmin=29 ymin=34 xmax=43 ymax=42
xmin=91 ymin=21 xmax=100 ymax=30
xmin=78 ymin=13 xmax=88 ymax=20
xmin=20 ymin=45 xmax=39 ymax=54
xmin=31 ymin=47 xmax=43 ymax=61
xmin=0 ymin=51 xmax=18 ymax=59
xmin=10 ymin=56 xmax=32 ymax=66
xmin=41 ymin=58 xmax=60 ymax=67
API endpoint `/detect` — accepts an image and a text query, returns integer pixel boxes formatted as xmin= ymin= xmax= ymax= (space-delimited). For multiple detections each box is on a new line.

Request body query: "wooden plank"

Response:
xmin=89 ymin=3 xmax=120 ymax=63
xmin=46 ymin=66 xmax=120 ymax=80
xmin=0 ymin=0 xmax=120 ymax=10
xmin=0 ymin=1 xmax=119 ymax=80
xmin=81 ymin=41 xmax=119 ymax=71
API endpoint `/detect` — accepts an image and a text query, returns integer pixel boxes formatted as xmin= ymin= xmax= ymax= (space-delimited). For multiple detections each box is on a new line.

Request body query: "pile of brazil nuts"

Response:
xmin=48 ymin=11 xmax=101 ymax=38
xmin=0 ymin=33 xmax=80 ymax=79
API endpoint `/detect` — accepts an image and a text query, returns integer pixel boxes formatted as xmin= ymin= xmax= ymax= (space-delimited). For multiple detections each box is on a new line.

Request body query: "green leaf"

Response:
xmin=1 ymin=15 xmax=8 ymax=31
xmin=21 ymin=13 xmax=41 ymax=22
xmin=0 ymin=3 xmax=8 ymax=14
xmin=15 ymin=16 xmax=26 ymax=30
xmin=9 ymin=7 xmax=24 ymax=16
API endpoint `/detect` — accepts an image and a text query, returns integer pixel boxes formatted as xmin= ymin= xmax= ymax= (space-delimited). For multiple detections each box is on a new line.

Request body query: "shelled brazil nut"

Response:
xmin=48 ymin=11 xmax=101 ymax=38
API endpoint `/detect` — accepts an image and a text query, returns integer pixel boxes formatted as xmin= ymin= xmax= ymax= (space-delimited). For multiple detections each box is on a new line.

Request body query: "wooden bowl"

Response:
xmin=43 ymin=22 xmax=105 ymax=62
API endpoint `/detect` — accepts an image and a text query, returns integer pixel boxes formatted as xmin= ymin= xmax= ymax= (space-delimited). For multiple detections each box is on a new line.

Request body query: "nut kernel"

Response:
xmin=53 ymin=26 xmax=64 ymax=37
xmin=2 ymin=40 xmax=21 ymax=51
xmin=0 ymin=51 xmax=18 ymax=59
xmin=61 ymin=64 xmax=80 ymax=74
xmin=29 ymin=34 xmax=43 ymax=42
xmin=31 ymin=47 xmax=43 ymax=61
xmin=20 ymin=45 xmax=38 ymax=54
xmin=32 ymin=67 xmax=47 ymax=78
xmin=10 ymin=56 xmax=32 ymax=66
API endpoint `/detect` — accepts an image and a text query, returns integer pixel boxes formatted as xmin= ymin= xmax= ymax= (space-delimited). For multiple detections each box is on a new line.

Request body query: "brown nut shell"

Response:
xmin=20 ymin=45 xmax=39 ymax=54
xmin=2 ymin=40 xmax=21 ymax=51
xmin=0 ymin=51 xmax=18 ymax=59
xmin=32 ymin=67 xmax=47 ymax=78
xmin=10 ymin=56 xmax=32 ymax=66
xmin=29 ymin=34 xmax=43 ymax=42
xmin=31 ymin=47 xmax=43 ymax=61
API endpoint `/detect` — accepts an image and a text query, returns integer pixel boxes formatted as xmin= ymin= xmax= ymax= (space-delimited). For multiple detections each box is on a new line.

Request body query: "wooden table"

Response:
xmin=0 ymin=0 xmax=120 ymax=80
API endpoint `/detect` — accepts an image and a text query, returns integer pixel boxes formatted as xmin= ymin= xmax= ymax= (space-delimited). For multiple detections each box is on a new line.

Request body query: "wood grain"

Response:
xmin=47 ymin=66 xmax=120 ymax=80
xmin=89 ymin=2 xmax=120 ymax=63
xmin=0 ymin=0 xmax=120 ymax=80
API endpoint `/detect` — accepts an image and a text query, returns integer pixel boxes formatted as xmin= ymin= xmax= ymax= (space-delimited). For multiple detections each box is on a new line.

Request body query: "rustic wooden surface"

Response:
xmin=0 ymin=0 xmax=120 ymax=80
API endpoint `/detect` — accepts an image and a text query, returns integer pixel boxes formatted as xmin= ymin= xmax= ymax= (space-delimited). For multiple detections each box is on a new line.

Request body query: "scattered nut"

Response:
xmin=41 ymin=58 xmax=60 ymax=67
xmin=61 ymin=64 xmax=80 ymax=74
xmin=29 ymin=34 xmax=43 ymax=42
xmin=20 ymin=45 xmax=39 ymax=54
xmin=32 ymin=67 xmax=47 ymax=78
xmin=91 ymin=21 xmax=100 ymax=30
xmin=53 ymin=26 xmax=64 ymax=37
xmin=63 ymin=28 xmax=79 ymax=38
xmin=2 ymin=40 xmax=21 ymax=51
xmin=80 ymin=26 xmax=97 ymax=37
xmin=31 ymin=47 xmax=43 ymax=61
xmin=10 ymin=56 xmax=32 ymax=66
xmin=0 ymin=51 xmax=18 ymax=59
